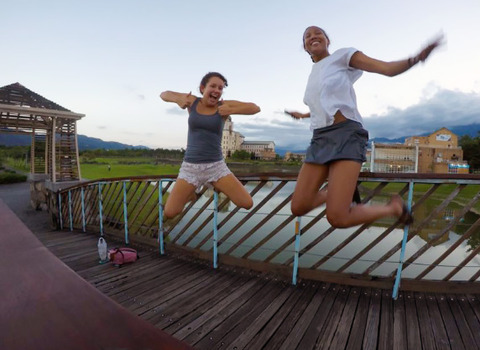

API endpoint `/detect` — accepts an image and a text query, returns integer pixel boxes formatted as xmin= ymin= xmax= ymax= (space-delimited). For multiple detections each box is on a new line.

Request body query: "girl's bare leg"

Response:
xmin=163 ymin=179 xmax=197 ymax=219
xmin=213 ymin=174 xmax=253 ymax=209
xmin=291 ymin=163 xmax=329 ymax=217
xmin=326 ymin=160 xmax=403 ymax=228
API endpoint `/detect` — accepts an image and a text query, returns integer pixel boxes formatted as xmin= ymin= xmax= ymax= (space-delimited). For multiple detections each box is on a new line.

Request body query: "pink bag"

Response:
xmin=108 ymin=247 xmax=138 ymax=267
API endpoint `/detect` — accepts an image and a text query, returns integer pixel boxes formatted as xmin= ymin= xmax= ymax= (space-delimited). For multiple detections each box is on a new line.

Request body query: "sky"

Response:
xmin=2 ymin=0 xmax=480 ymax=151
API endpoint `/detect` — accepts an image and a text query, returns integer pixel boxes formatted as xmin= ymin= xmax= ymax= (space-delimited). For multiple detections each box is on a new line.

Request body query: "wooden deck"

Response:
xmin=2 ymin=183 xmax=480 ymax=350
xmin=31 ymin=225 xmax=480 ymax=349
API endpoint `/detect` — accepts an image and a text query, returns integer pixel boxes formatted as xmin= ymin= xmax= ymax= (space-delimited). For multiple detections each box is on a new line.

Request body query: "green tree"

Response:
xmin=231 ymin=150 xmax=251 ymax=160
xmin=459 ymin=133 xmax=480 ymax=171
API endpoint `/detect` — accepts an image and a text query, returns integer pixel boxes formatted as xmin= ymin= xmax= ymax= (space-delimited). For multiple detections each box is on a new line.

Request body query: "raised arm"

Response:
xmin=159 ymin=91 xmax=196 ymax=109
xmin=218 ymin=100 xmax=261 ymax=117
xmin=350 ymin=35 xmax=444 ymax=77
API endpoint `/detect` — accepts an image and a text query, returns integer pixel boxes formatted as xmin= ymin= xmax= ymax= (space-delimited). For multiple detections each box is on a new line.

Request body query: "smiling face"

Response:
xmin=303 ymin=26 xmax=330 ymax=62
xmin=200 ymin=76 xmax=225 ymax=107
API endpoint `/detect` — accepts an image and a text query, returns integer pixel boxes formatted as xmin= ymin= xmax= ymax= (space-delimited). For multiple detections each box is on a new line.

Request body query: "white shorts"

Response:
xmin=177 ymin=160 xmax=232 ymax=191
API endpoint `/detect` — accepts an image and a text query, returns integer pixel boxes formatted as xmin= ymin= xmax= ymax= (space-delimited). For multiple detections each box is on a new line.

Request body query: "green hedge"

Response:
xmin=0 ymin=172 xmax=27 ymax=184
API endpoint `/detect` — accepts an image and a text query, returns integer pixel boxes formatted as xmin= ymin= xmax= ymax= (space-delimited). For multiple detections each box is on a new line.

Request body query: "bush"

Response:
xmin=0 ymin=172 xmax=27 ymax=184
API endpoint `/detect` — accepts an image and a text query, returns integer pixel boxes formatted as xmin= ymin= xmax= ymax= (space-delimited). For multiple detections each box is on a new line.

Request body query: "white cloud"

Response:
xmin=364 ymin=89 xmax=480 ymax=139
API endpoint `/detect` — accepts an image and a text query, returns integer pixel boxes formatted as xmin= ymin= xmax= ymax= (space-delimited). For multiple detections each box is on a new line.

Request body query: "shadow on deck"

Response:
xmin=0 ymin=198 xmax=192 ymax=350
xmin=1 ymin=182 xmax=480 ymax=349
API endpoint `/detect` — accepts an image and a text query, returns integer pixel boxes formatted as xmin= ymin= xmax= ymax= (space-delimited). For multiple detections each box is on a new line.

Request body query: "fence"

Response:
xmin=56 ymin=172 xmax=480 ymax=296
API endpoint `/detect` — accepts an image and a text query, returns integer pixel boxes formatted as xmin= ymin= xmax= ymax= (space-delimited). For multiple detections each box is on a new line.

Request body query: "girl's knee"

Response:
xmin=164 ymin=206 xmax=181 ymax=219
xmin=326 ymin=212 xmax=349 ymax=228
xmin=291 ymin=202 xmax=308 ymax=217
xmin=237 ymin=196 xmax=253 ymax=210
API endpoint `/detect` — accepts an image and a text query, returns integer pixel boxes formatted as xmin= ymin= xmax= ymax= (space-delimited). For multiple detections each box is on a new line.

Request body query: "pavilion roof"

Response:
xmin=0 ymin=82 xmax=71 ymax=111
xmin=0 ymin=82 xmax=84 ymax=121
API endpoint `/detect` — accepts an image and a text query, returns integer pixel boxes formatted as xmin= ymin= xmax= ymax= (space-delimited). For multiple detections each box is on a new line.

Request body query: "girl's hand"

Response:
xmin=285 ymin=110 xmax=303 ymax=120
xmin=413 ymin=34 xmax=445 ymax=64
xmin=178 ymin=92 xmax=193 ymax=109
xmin=217 ymin=99 xmax=232 ymax=117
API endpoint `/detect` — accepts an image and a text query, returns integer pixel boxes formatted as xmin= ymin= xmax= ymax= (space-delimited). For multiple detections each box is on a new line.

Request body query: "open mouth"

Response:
xmin=209 ymin=94 xmax=219 ymax=103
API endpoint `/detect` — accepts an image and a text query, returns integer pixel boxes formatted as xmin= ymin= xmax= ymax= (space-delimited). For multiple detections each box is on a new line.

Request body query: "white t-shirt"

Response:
xmin=303 ymin=47 xmax=363 ymax=130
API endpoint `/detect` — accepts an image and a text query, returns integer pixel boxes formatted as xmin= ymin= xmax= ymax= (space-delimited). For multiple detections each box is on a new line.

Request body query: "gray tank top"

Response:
xmin=183 ymin=98 xmax=225 ymax=163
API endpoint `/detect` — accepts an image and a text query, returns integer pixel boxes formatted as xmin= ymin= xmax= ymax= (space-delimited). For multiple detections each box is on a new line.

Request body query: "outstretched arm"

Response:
xmin=159 ymin=91 xmax=196 ymax=109
xmin=218 ymin=100 xmax=260 ymax=117
xmin=350 ymin=35 xmax=444 ymax=77
xmin=284 ymin=110 xmax=310 ymax=120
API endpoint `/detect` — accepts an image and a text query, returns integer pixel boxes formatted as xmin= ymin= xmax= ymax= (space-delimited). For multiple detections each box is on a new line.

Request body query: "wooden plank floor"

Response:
xmin=1 ymin=183 xmax=480 ymax=350
xmin=33 ymin=228 xmax=480 ymax=350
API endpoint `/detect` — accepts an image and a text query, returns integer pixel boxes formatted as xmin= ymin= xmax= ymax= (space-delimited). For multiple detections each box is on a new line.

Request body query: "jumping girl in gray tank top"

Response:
xmin=160 ymin=72 xmax=261 ymax=219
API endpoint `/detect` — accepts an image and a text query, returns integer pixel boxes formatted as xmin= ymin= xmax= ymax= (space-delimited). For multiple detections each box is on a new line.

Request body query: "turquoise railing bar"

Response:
xmin=98 ymin=183 xmax=104 ymax=236
xmin=292 ymin=216 xmax=302 ymax=285
xmin=392 ymin=180 xmax=414 ymax=299
xmin=213 ymin=191 xmax=219 ymax=269
xmin=123 ymin=181 xmax=129 ymax=245
xmin=158 ymin=179 xmax=175 ymax=255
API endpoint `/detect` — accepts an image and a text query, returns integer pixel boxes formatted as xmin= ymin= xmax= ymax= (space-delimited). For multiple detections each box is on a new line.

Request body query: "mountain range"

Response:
xmin=0 ymin=133 xmax=148 ymax=150
xmin=1 ymin=123 xmax=479 ymax=154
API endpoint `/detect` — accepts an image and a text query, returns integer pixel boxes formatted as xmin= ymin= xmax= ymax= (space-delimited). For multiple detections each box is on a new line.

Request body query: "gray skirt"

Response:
xmin=305 ymin=119 xmax=368 ymax=165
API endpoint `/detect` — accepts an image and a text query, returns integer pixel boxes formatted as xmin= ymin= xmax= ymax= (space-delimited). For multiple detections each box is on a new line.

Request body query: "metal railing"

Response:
xmin=56 ymin=172 xmax=480 ymax=296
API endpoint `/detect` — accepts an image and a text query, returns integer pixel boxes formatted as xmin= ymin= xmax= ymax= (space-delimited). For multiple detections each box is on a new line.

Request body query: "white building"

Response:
xmin=221 ymin=117 xmax=276 ymax=160
xmin=221 ymin=116 xmax=244 ymax=158
xmin=241 ymin=141 xmax=276 ymax=160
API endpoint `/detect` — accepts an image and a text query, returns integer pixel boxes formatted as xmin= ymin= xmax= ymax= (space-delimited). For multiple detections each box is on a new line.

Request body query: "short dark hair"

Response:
xmin=199 ymin=72 xmax=228 ymax=91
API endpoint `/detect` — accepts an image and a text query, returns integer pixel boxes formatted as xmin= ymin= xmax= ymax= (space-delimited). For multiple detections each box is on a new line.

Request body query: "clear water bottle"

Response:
xmin=97 ymin=237 xmax=108 ymax=263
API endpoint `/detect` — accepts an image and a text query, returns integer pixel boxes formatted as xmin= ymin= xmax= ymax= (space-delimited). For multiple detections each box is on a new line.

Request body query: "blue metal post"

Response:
xmin=58 ymin=192 xmax=63 ymax=230
xmin=81 ymin=187 xmax=86 ymax=232
xmin=68 ymin=190 xmax=73 ymax=231
xmin=123 ymin=181 xmax=129 ymax=245
xmin=392 ymin=181 xmax=414 ymax=299
xmin=213 ymin=191 xmax=219 ymax=269
xmin=98 ymin=182 xmax=104 ymax=236
xmin=158 ymin=180 xmax=165 ymax=255
xmin=292 ymin=217 xmax=302 ymax=285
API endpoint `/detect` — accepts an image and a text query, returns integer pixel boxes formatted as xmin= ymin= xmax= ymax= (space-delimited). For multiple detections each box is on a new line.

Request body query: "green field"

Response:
xmin=3 ymin=155 xmax=479 ymax=212
xmin=80 ymin=157 xmax=180 ymax=180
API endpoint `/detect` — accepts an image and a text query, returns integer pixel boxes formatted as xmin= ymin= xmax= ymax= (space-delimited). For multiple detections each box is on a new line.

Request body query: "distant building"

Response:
xmin=241 ymin=141 xmax=276 ymax=160
xmin=367 ymin=143 xmax=416 ymax=173
xmin=404 ymin=127 xmax=468 ymax=174
xmin=221 ymin=116 xmax=244 ymax=158
xmin=221 ymin=117 xmax=276 ymax=160
xmin=284 ymin=152 xmax=306 ymax=162
xmin=369 ymin=127 xmax=469 ymax=174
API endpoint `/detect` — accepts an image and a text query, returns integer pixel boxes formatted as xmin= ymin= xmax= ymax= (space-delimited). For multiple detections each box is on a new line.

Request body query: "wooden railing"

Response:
xmin=55 ymin=172 xmax=480 ymax=295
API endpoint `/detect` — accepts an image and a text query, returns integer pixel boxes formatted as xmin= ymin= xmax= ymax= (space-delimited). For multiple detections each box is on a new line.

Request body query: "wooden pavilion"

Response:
xmin=0 ymin=82 xmax=85 ymax=208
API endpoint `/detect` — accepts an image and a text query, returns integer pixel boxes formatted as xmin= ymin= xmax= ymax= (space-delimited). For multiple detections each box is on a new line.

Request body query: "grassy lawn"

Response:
xmin=80 ymin=162 xmax=180 ymax=180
